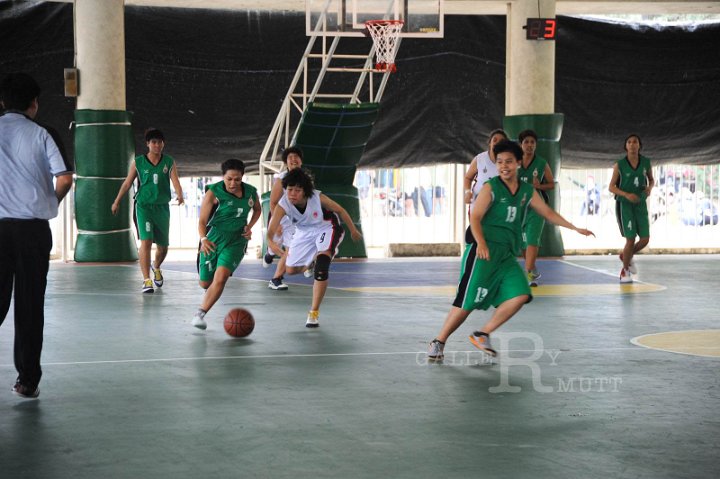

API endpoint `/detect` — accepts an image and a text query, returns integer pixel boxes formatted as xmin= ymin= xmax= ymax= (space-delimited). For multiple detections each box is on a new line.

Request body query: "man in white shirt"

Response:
xmin=0 ymin=72 xmax=74 ymax=399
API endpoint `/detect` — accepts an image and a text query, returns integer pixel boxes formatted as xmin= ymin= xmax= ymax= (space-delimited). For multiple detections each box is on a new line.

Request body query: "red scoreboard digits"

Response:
xmin=525 ymin=18 xmax=557 ymax=40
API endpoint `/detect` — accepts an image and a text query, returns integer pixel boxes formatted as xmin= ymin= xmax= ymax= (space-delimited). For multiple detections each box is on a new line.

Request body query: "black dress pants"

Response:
xmin=0 ymin=219 xmax=52 ymax=388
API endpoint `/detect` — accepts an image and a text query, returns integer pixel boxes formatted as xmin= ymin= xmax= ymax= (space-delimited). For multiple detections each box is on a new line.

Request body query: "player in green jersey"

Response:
xmin=608 ymin=134 xmax=654 ymax=283
xmin=191 ymin=159 xmax=262 ymax=330
xmin=427 ymin=140 xmax=594 ymax=361
xmin=517 ymin=129 xmax=555 ymax=287
xmin=112 ymin=128 xmax=184 ymax=293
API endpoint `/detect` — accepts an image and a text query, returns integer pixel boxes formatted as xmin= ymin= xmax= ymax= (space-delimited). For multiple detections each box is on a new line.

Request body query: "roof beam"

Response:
xmin=46 ymin=1 xmax=720 ymax=15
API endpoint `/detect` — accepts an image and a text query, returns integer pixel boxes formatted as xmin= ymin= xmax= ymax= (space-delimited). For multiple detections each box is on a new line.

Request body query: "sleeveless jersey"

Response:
xmin=482 ymin=176 xmax=535 ymax=254
xmin=471 ymin=151 xmax=498 ymax=201
xmin=206 ymin=181 xmax=257 ymax=233
xmin=518 ymin=154 xmax=549 ymax=203
xmin=134 ymin=154 xmax=174 ymax=205
xmin=279 ymin=189 xmax=329 ymax=230
xmin=615 ymin=155 xmax=652 ymax=203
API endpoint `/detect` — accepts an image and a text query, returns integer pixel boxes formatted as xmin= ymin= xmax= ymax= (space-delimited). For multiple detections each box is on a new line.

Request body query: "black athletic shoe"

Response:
xmin=12 ymin=380 xmax=39 ymax=399
xmin=268 ymin=277 xmax=288 ymax=290
xmin=262 ymin=253 xmax=274 ymax=268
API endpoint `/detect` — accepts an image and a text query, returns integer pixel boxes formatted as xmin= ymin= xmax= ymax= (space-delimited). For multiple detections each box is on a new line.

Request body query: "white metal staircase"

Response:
xmin=257 ymin=8 xmax=401 ymax=194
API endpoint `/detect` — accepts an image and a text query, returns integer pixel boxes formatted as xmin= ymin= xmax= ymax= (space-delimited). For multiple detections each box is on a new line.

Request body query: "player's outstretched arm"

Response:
xmin=266 ymin=204 xmax=287 ymax=256
xmin=320 ymin=194 xmax=362 ymax=241
xmin=530 ymin=191 xmax=595 ymax=237
xmin=111 ymin=165 xmax=138 ymax=215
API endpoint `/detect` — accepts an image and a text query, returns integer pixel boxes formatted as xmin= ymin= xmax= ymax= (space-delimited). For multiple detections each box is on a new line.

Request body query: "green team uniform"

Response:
xmin=453 ymin=177 xmax=534 ymax=311
xmin=518 ymin=155 xmax=549 ymax=249
xmin=134 ymin=154 xmax=175 ymax=246
xmin=614 ymin=154 xmax=652 ymax=239
xmin=199 ymin=181 xmax=258 ymax=282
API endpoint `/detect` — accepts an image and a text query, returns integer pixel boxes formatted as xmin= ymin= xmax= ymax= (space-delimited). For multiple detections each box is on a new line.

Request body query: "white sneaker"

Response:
xmin=628 ymin=258 xmax=638 ymax=275
xmin=192 ymin=310 xmax=207 ymax=330
xmin=303 ymin=261 xmax=315 ymax=278
xmin=427 ymin=339 xmax=445 ymax=361
xmin=620 ymin=253 xmax=638 ymax=274
xmin=268 ymin=278 xmax=289 ymax=290
xmin=305 ymin=310 xmax=319 ymax=328
xmin=619 ymin=268 xmax=633 ymax=284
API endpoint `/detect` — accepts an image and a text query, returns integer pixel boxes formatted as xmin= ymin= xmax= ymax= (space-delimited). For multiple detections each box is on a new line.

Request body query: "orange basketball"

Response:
xmin=224 ymin=308 xmax=255 ymax=337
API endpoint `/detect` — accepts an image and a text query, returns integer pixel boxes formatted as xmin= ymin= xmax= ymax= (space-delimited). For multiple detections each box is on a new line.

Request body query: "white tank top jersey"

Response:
xmin=471 ymin=151 xmax=498 ymax=200
xmin=278 ymin=189 xmax=326 ymax=230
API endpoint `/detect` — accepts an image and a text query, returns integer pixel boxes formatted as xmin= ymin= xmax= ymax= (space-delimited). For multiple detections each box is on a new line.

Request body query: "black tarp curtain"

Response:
xmin=1 ymin=1 xmax=719 ymax=176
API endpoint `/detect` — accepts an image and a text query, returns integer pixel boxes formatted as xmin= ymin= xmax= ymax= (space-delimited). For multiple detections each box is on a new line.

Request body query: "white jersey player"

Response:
xmin=267 ymin=168 xmax=362 ymax=328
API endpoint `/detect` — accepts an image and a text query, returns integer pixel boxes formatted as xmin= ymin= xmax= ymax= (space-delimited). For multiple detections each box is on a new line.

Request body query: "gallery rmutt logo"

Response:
xmin=486 ymin=332 xmax=623 ymax=394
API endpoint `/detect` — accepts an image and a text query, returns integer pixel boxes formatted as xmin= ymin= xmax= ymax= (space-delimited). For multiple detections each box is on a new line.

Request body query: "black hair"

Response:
xmin=492 ymin=139 xmax=523 ymax=162
xmin=624 ymin=134 xmax=642 ymax=151
xmin=282 ymin=146 xmax=304 ymax=163
xmin=0 ymin=72 xmax=41 ymax=111
xmin=487 ymin=129 xmax=508 ymax=144
xmin=221 ymin=158 xmax=245 ymax=175
xmin=144 ymin=128 xmax=165 ymax=142
xmin=517 ymin=129 xmax=538 ymax=143
xmin=282 ymin=168 xmax=315 ymax=198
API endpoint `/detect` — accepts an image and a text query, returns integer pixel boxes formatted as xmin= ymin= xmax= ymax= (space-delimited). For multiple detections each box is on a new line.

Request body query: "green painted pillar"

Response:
xmin=74 ymin=109 xmax=137 ymax=262
xmin=504 ymin=113 xmax=565 ymax=257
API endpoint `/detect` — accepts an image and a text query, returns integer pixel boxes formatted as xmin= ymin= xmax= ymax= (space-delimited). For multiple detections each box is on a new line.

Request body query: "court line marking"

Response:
xmin=631 ymin=329 xmax=720 ymax=359
xmin=0 ymin=346 xmax=679 ymax=368
xmin=558 ymin=258 xmax=648 ymax=282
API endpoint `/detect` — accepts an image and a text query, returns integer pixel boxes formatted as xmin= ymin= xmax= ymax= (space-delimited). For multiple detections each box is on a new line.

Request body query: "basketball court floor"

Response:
xmin=1 ymin=255 xmax=718 ymax=478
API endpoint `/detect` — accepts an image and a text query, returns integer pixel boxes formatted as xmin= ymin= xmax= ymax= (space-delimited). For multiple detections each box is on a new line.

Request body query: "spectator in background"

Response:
xmin=581 ymin=175 xmax=601 ymax=216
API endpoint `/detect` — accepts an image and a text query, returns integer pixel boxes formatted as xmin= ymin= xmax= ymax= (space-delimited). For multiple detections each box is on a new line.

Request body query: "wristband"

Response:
xmin=200 ymin=236 xmax=208 ymax=242
xmin=464 ymin=189 xmax=472 ymax=195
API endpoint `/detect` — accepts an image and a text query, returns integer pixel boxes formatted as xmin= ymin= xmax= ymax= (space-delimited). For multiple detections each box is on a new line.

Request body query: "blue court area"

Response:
xmin=167 ymin=257 xmax=629 ymax=290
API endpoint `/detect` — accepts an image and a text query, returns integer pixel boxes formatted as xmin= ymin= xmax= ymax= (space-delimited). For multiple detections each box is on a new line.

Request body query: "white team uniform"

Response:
xmin=269 ymin=171 xmax=296 ymax=254
xmin=471 ymin=151 xmax=498 ymax=203
xmin=465 ymin=150 xmax=500 ymax=244
xmin=278 ymin=190 xmax=344 ymax=267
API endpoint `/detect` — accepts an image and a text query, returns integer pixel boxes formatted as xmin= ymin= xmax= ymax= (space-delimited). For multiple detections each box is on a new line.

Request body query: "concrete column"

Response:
xmin=73 ymin=0 xmax=137 ymax=262
xmin=504 ymin=0 xmax=565 ymax=256
xmin=505 ymin=0 xmax=556 ymax=115
xmin=75 ymin=0 xmax=126 ymax=109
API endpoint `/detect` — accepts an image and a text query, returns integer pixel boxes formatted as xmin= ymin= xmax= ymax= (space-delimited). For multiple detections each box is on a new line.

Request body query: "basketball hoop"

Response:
xmin=365 ymin=19 xmax=404 ymax=73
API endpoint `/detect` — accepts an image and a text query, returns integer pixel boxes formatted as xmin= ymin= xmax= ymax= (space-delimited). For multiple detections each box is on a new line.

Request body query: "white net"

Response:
xmin=365 ymin=20 xmax=404 ymax=72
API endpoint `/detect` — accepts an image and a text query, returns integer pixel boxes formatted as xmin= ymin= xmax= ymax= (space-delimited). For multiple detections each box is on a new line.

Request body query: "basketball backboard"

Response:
xmin=306 ymin=0 xmax=443 ymax=38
